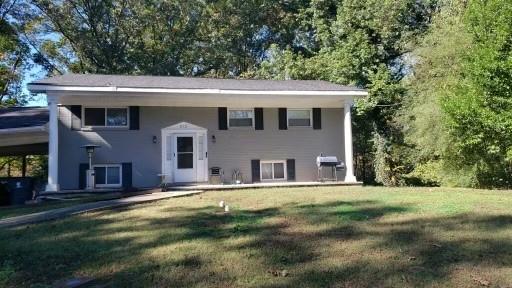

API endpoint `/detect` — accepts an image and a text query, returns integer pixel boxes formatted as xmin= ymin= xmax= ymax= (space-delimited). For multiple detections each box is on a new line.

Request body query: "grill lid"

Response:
xmin=316 ymin=156 xmax=339 ymax=167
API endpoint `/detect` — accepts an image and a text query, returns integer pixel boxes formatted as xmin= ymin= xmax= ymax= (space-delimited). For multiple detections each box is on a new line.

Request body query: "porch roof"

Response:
xmin=29 ymin=73 xmax=365 ymax=92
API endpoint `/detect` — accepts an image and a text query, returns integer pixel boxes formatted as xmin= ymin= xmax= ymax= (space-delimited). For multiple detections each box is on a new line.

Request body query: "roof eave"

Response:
xmin=27 ymin=84 xmax=368 ymax=97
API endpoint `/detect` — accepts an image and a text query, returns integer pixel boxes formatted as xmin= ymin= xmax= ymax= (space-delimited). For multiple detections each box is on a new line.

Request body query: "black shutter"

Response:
xmin=313 ymin=108 xmax=322 ymax=130
xmin=278 ymin=108 xmax=287 ymax=130
xmin=218 ymin=107 xmax=228 ymax=130
xmin=287 ymin=159 xmax=296 ymax=181
xmin=122 ymin=162 xmax=132 ymax=190
xmin=79 ymin=163 xmax=88 ymax=189
xmin=255 ymin=108 xmax=264 ymax=130
xmin=251 ymin=159 xmax=260 ymax=183
xmin=129 ymin=106 xmax=140 ymax=130
xmin=70 ymin=105 xmax=82 ymax=130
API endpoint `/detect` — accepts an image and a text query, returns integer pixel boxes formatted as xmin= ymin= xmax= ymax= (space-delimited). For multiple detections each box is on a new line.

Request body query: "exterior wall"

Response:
xmin=58 ymin=106 xmax=345 ymax=189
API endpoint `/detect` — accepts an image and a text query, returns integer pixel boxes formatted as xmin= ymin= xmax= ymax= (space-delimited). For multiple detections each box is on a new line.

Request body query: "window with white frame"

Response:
xmin=228 ymin=109 xmax=254 ymax=128
xmin=287 ymin=109 xmax=312 ymax=127
xmin=93 ymin=164 xmax=122 ymax=187
xmin=83 ymin=107 xmax=128 ymax=127
xmin=261 ymin=160 xmax=287 ymax=181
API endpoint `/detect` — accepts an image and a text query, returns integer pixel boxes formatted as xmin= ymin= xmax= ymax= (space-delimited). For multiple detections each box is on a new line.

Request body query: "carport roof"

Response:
xmin=0 ymin=107 xmax=48 ymax=154
xmin=0 ymin=107 xmax=48 ymax=130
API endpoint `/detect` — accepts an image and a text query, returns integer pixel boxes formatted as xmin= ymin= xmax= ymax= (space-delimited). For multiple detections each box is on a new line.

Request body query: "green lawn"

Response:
xmin=1 ymin=186 xmax=511 ymax=287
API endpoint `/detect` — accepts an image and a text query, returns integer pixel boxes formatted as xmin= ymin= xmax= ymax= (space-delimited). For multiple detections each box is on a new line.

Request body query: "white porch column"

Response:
xmin=46 ymin=97 xmax=59 ymax=191
xmin=343 ymin=100 xmax=357 ymax=182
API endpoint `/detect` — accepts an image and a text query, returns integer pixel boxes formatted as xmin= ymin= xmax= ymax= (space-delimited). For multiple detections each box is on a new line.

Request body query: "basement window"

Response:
xmin=93 ymin=164 xmax=122 ymax=188
xmin=261 ymin=160 xmax=286 ymax=181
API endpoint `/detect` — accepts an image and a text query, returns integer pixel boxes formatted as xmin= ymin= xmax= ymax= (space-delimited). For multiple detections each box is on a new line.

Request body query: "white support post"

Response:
xmin=46 ymin=97 xmax=59 ymax=192
xmin=343 ymin=100 xmax=357 ymax=182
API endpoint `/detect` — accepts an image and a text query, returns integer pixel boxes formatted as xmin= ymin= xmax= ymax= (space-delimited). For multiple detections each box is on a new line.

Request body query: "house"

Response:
xmin=27 ymin=74 xmax=367 ymax=191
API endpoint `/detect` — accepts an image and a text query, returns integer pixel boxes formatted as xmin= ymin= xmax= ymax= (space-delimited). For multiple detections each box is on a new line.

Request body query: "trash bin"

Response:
xmin=0 ymin=177 xmax=35 ymax=206
xmin=0 ymin=182 xmax=9 ymax=206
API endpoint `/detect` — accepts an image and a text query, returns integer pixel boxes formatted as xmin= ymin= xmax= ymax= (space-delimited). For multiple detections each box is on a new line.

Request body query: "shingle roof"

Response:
xmin=30 ymin=74 xmax=364 ymax=91
xmin=0 ymin=107 xmax=49 ymax=130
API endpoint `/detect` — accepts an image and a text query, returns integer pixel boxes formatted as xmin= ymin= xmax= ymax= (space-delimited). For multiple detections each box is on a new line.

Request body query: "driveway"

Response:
xmin=0 ymin=190 xmax=202 ymax=228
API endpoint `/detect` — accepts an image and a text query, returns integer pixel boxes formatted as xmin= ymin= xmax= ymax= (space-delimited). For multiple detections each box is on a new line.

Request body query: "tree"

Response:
xmin=254 ymin=0 xmax=437 ymax=184
xmin=26 ymin=0 xmax=307 ymax=77
xmin=26 ymin=0 xmax=205 ymax=75
xmin=398 ymin=0 xmax=471 ymax=186
xmin=0 ymin=0 xmax=31 ymax=106
xmin=441 ymin=0 xmax=512 ymax=188
xmin=191 ymin=0 xmax=308 ymax=77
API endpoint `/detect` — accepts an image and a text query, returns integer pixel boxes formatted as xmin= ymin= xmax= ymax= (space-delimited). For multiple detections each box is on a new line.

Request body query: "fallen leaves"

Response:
xmin=472 ymin=275 xmax=491 ymax=287
xmin=267 ymin=269 xmax=289 ymax=277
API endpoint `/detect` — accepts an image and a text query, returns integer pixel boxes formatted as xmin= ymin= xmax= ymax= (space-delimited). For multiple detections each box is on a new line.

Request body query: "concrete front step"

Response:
xmin=169 ymin=181 xmax=362 ymax=191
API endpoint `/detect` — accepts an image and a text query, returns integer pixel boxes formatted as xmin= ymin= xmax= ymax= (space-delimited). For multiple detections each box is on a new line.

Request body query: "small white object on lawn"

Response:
xmin=219 ymin=200 xmax=225 ymax=207
xmin=224 ymin=205 xmax=230 ymax=213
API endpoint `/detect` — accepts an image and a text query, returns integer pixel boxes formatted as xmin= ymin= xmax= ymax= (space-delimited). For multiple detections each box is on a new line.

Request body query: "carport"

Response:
xmin=0 ymin=107 xmax=48 ymax=204
xmin=0 ymin=108 xmax=48 ymax=151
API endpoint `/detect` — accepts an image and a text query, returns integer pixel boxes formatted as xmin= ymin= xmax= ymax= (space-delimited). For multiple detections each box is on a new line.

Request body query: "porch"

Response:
xmin=168 ymin=180 xmax=362 ymax=191
xmin=37 ymin=181 xmax=362 ymax=196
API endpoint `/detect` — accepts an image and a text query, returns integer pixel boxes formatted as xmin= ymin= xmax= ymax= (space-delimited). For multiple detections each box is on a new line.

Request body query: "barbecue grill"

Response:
xmin=316 ymin=154 xmax=345 ymax=181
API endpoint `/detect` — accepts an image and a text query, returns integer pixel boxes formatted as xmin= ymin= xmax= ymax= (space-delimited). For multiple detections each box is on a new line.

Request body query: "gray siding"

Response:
xmin=58 ymin=107 xmax=346 ymax=189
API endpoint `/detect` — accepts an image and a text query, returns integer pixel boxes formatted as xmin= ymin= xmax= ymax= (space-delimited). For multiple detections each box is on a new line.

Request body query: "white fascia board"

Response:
xmin=0 ymin=125 xmax=48 ymax=135
xmin=116 ymin=87 xmax=368 ymax=96
xmin=28 ymin=84 xmax=368 ymax=97
xmin=28 ymin=84 xmax=117 ymax=93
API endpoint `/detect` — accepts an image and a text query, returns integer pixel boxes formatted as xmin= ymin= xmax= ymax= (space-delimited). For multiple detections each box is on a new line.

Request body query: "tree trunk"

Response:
xmin=22 ymin=155 xmax=27 ymax=177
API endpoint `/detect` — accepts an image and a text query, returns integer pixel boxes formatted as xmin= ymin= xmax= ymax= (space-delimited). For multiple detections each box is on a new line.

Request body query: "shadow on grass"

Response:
xmin=266 ymin=213 xmax=512 ymax=288
xmin=0 ymin=199 xmax=511 ymax=287
xmin=294 ymin=200 xmax=410 ymax=222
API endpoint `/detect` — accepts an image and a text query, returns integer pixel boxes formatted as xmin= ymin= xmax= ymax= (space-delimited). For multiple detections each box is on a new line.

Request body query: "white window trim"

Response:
xmin=287 ymin=108 xmax=313 ymax=128
xmin=227 ymin=108 xmax=255 ymax=129
xmin=260 ymin=160 xmax=287 ymax=181
xmin=82 ymin=106 xmax=130 ymax=129
xmin=93 ymin=164 xmax=123 ymax=188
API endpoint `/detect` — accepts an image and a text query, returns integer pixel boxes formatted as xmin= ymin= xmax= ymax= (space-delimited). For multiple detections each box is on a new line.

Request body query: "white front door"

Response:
xmin=173 ymin=133 xmax=196 ymax=183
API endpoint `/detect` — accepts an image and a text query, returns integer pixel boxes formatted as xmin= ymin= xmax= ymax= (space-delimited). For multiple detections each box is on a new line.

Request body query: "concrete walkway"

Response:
xmin=0 ymin=190 xmax=202 ymax=229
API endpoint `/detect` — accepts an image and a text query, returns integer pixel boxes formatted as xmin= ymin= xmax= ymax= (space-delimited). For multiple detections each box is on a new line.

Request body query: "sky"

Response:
xmin=25 ymin=70 xmax=48 ymax=107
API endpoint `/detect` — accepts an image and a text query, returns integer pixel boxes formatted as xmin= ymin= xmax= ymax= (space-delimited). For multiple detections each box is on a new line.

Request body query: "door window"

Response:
xmin=177 ymin=136 xmax=194 ymax=169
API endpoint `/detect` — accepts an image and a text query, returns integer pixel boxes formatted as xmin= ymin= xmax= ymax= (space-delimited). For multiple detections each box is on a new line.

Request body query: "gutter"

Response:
xmin=0 ymin=125 xmax=48 ymax=135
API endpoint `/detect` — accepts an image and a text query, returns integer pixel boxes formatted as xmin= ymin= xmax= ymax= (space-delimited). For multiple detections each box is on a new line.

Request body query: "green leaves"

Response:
xmin=439 ymin=0 xmax=512 ymax=187
xmin=27 ymin=0 xmax=309 ymax=77
xmin=0 ymin=2 xmax=31 ymax=107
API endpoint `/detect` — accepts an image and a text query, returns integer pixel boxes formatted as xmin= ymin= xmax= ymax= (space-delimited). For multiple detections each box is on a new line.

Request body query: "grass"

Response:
xmin=0 ymin=186 xmax=511 ymax=287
